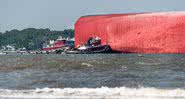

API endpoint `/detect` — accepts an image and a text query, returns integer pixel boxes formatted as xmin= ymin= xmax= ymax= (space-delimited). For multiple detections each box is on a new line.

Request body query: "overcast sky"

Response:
xmin=0 ymin=0 xmax=185 ymax=32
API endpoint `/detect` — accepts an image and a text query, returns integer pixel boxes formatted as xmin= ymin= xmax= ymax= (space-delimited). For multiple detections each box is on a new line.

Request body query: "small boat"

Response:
xmin=0 ymin=52 xmax=7 ymax=55
xmin=65 ymin=45 xmax=111 ymax=54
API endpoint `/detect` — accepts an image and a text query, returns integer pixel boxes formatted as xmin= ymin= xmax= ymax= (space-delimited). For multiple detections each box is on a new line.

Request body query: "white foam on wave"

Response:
xmin=0 ymin=87 xmax=185 ymax=99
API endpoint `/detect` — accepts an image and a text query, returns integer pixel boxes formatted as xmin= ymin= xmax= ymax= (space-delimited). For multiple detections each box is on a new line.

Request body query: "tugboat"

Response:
xmin=65 ymin=37 xmax=112 ymax=54
xmin=65 ymin=45 xmax=111 ymax=54
xmin=42 ymin=36 xmax=74 ymax=54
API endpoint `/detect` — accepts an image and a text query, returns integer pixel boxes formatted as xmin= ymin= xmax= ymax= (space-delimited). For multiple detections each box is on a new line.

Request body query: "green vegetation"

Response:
xmin=0 ymin=28 xmax=74 ymax=50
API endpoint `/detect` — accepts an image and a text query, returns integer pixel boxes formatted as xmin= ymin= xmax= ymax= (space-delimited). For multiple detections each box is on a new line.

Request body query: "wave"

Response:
xmin=0 ymin=87 xmax=185 ymax=99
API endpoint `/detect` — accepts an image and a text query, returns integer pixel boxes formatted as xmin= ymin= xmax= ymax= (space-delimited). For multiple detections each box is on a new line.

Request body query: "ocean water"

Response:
xmin=0 ymin=54 xmax=185 ymax=99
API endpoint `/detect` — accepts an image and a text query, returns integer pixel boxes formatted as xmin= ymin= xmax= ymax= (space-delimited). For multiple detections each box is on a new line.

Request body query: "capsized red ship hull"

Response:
xmin=75 ymin=12 xmax=185 ymax=53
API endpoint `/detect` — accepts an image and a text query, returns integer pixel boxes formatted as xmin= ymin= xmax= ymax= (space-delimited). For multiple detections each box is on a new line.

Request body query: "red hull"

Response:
xmin=42 ymin=46 xmax=63 ymax=51
xmin=75 ymin=12 xmax=185 ymax=53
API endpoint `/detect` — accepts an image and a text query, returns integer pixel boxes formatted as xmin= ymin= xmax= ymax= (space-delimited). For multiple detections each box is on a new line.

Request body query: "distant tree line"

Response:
xmin=0 ymin=28 xmax=74 ymax=50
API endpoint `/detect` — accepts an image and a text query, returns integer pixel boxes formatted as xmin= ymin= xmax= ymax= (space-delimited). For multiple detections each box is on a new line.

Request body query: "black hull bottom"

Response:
xmin=65 ymin=45 xmax=112 ymax=54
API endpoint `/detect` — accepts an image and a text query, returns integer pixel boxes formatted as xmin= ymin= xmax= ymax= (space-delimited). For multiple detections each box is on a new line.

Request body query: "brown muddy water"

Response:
xmin=0 ymin=54 xmax=185 ymax=99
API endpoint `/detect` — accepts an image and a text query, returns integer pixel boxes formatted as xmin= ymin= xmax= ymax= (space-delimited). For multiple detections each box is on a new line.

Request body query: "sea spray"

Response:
xmin=0 ymin=87 xmax=185 ymax=99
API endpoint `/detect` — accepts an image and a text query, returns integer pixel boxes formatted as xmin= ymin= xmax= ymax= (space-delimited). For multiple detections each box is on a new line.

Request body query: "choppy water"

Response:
xmin=0 ymin=54 xmax=185 ymax=99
